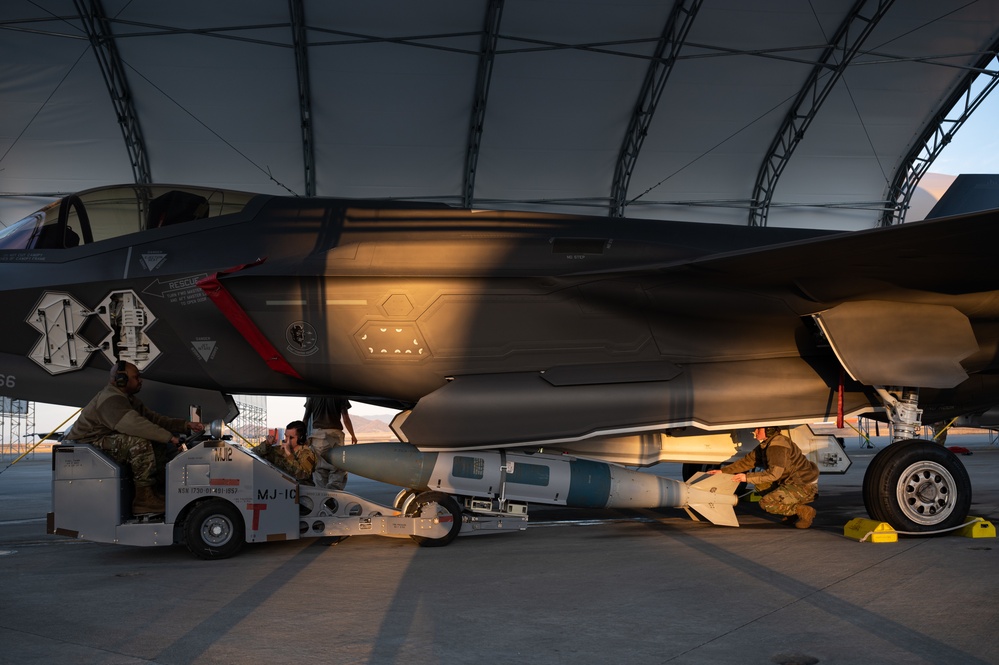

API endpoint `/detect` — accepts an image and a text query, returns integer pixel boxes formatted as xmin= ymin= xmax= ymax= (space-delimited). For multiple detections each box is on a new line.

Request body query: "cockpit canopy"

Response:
xmin=0 ymin=185 xmax=257 ymax=250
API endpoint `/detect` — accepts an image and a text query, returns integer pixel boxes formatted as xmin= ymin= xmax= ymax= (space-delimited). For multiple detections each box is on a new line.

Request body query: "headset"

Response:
xmin=114 ymin=360 xmax=129 ymax=388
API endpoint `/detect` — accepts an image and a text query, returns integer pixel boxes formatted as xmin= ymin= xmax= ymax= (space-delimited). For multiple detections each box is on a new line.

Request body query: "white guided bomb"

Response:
xmin=327 ymin=442 xmax=739 ymax=526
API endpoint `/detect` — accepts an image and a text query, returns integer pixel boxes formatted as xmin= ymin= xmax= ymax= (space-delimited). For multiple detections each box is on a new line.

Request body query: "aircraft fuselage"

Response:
xmin=4 ymin=185 xmax=999 ymax=450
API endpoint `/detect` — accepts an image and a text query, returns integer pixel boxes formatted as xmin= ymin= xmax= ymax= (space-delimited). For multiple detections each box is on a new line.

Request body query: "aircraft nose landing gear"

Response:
xmin=863 ymin=388 xmax=971 ymax=533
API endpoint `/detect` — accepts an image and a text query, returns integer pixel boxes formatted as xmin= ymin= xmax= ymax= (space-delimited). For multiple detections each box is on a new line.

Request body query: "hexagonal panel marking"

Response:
xmin=381 ymin=293 xmax=415 ymax=317
xmin=356 ymin=323 xmax=429 ymax=361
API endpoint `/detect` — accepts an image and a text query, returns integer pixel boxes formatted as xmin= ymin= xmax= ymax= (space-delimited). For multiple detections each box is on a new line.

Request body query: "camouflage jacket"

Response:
xmin=720 ymin=434 xmax=818 ymax=486
xmin=67 ymin=383 xmax=186 ymax=444
xmin=253 ymin=443 xmax=317 ymax=483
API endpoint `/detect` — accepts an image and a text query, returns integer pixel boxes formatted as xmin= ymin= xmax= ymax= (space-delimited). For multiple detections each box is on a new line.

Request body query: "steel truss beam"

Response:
xmin=748 ymin=0 xmax=895 ymax=227
xmin=610 ymin=0 xmax=703 ymax=218
xmin=879 ymin=44 xmax=999 ymax=226
xmin=74 ymin=0 xmax=151 ymax=185
xmin=289 ymin=0 xmax=315 ymax=196
xmin=462 ymin=0 xmax=504 ymax=208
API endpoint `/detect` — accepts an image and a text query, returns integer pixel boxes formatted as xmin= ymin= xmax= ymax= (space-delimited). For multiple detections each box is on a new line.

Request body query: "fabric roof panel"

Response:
xmin=0 ymin=1 xmax=997 ymax=230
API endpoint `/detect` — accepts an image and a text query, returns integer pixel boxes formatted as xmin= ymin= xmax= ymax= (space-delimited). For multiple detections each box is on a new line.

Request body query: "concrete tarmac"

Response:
xmin=1 ymin=436 xmax=998 ymax=665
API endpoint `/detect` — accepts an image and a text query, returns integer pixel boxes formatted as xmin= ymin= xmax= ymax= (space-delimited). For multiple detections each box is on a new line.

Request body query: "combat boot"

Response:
xmin=132 ymin=485 xmax=166 ymax=515
xmin=794 ymin=504 xmax=816 ymax=529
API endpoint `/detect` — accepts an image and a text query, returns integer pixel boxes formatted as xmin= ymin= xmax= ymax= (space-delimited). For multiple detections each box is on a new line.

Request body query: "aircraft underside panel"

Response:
xmin=813 ymin=301 xmax=978 ymax=388
xmin=553 ymin=425 xmax=852 ymax=472
xmin=397 ymin=356 xmax=870 ymax=448
xmin=0 ymin=350 xmax=234 ymax=422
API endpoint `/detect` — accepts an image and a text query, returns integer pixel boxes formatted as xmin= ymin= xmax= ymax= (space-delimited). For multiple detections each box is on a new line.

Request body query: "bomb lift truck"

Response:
xmin=47 ymin=422 xmax=525 ymax=559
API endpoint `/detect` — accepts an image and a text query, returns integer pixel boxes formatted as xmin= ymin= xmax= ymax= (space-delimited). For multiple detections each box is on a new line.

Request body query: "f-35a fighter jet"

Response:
xmin=3 ymin=184 xmax=997 ymax=532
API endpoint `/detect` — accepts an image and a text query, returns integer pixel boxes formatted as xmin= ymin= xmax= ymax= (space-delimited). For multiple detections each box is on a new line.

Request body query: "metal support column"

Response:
xmin=74 ymin=0 xmax=152 ymax=185
xmin=289 ymin=0 xmax=316 ymax=196
xmin=748 ymin=0 xmax=895 ymax=226
xmin=610 ymin=0 xmax=702 ymax=218
xmin=462 ymin=0 xmax=504 ymax=209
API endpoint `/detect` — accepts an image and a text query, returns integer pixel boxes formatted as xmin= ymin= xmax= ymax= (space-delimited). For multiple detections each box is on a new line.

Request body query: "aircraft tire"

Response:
xmin=406 ymin=491 xmax=462 ymax=547
xmin=862 ymin=442 xmax=897 ymax=523
xmin=865 ymin=439 xmax=971 ymax=533
xmin=184 ymin=498 xmax=246 ymax=560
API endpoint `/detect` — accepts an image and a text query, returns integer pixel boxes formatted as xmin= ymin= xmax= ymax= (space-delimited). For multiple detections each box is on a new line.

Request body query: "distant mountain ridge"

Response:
xmin=351 ymin=414 xmax=398 ymax=442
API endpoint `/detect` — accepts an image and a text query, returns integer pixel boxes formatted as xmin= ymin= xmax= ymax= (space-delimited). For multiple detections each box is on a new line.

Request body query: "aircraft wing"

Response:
xmin=568 ymin=208 xmax=999 ymax=391
xmin=695 ymin=208 xmax=999 ymax=389
xmin=660 ymin=207 xmax=999 ymax=299
xmin=566 ymin=207 xmax=999 ymax=299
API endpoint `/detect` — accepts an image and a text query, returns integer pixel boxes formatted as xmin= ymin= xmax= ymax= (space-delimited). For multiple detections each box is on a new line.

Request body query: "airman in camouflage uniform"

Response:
xmin=708 ymin=427 xmax=819 ymax=528
xmin=66 ymin=361 xmax=204 ymax=515
xmin=251 ymin=420 xmax=317 ymax=484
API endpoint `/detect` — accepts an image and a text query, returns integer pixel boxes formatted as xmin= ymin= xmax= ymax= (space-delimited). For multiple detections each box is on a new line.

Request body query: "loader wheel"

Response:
xmin=863 ymin=439 xmax=971 ymax=533
xmin=406 ymin=491 xmax=462 ymax=547
xmin=185 ymin=499 xmax=245 ymax=560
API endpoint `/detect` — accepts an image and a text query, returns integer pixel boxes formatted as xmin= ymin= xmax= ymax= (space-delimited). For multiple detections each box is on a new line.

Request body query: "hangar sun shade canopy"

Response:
xmin=1 ymin=0 xmax=998 ymax=230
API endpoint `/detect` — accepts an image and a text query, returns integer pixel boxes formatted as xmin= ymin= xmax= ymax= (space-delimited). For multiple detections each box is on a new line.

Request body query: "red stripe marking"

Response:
xmin=197 ymin=263 xmax=302 ymax=379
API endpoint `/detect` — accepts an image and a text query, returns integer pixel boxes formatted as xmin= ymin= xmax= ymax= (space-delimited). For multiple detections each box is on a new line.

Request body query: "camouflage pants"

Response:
xmin=310 ymin=428 xmax=347 ymax=490
xmin=754 ymin=481 xmax=818 ymax=517
xmin=97 ymin=434 xmax=157 ymax=487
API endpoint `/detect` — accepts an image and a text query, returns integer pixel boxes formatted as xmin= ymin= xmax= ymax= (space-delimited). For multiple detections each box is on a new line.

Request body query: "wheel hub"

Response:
xmin=897 ymin=461 xmax=954 ymax=525
xmin=201 ymin=516 xmax=233 ymax=545
xmin=914 ymin=477 xmax=940 ymax=503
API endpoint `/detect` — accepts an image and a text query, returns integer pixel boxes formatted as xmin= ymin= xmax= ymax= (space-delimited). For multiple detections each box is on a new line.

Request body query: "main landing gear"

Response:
xmin=862 ymin=388 xmax=971 ymax=533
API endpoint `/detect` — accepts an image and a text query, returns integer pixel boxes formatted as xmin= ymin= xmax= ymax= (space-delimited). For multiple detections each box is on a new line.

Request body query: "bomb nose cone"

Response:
xmin=326 ymin=442 xmax=438 ymax=489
